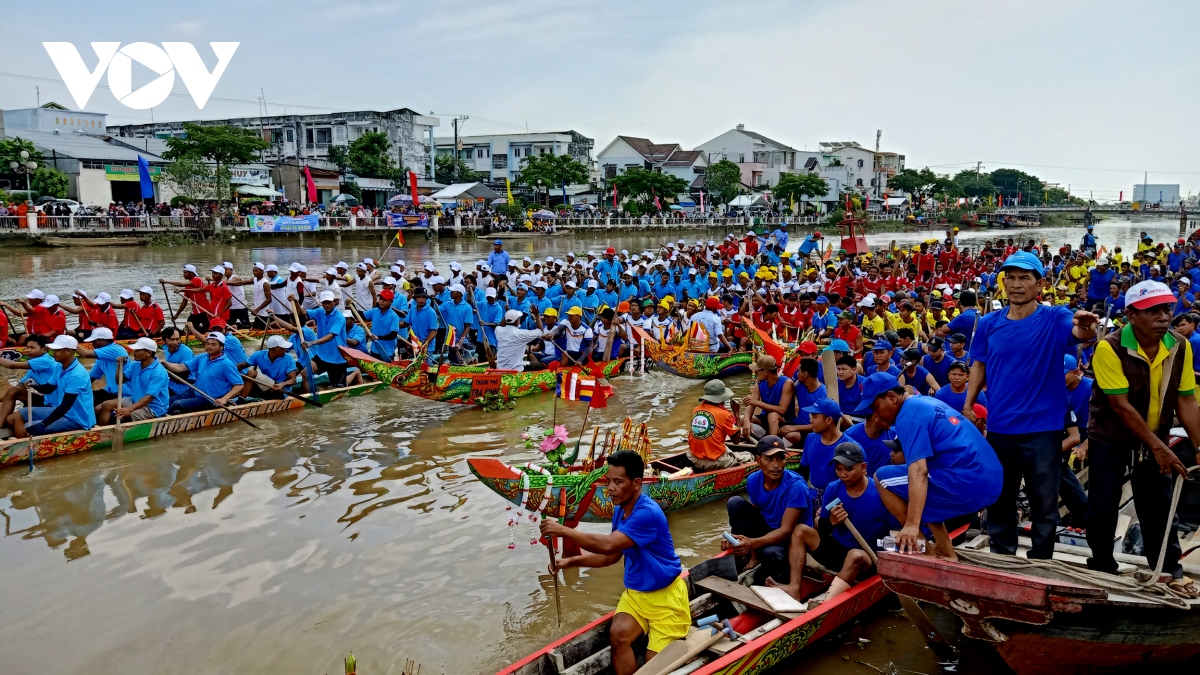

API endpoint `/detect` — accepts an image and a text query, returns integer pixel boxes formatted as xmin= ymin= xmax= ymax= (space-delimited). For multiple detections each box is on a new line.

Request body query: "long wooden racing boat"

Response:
xmin=0 ymin=380 xmax=389 ymax=469
xmin=342 ymin=347 xmax=626 ymax=406
xmin=468 ymin=449 xmax=798 ymax=523
xmin=499 ymin=526 xmax=971 ymax=675
xmin=878 ymin=552 xmax=1200 ymax=674
xmin=632 ymin=327 xmax=755 ymax=379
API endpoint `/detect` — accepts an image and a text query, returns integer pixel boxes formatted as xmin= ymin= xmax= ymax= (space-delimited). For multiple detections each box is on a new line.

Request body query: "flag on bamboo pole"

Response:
xmin=394 ymin=229 xmax=405 ymax=247
xmin=588 ymin=380 xmax=613 ymax=409
xmin=556 ymin=370 xmax=596 ymax=402
xmin=304 ymin=166 xmax=317 ymax=203
xmin=506 ymin=178 xmax=514 ymax=205
xmin=409 ymin=171 xmax=420 ymax=204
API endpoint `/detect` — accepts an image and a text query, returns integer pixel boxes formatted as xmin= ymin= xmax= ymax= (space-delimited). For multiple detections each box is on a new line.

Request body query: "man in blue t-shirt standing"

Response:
xmin=856 ymin=373 xmax=1003 ymax=560
xmin=542 ymin=452 xmax=687 ymax=675
xmin=963 ymin=251 xmax=1098 ymax=559
xmin=721 ymin=435 xmax=812 ymax=588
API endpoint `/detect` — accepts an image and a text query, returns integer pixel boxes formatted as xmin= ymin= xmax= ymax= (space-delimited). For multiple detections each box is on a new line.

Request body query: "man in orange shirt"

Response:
xmin=687 ymin=379 xmax=748 ymax=471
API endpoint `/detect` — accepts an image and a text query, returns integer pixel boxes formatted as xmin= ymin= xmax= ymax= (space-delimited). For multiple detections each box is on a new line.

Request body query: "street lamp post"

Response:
xmin=537 ymin=179 xmax=544 ymax=207
xmin=9 ymin=150 xmax=39 ymax=196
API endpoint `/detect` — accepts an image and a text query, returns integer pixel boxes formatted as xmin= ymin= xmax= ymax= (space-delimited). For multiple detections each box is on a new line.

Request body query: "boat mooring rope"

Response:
xmin=957 ymin=465 xmax=1199 ymax=610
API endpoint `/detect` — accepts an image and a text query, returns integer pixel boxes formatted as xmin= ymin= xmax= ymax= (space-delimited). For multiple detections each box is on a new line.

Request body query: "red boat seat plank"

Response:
xmin=878 ymin=552 xmax=1105 ymax=609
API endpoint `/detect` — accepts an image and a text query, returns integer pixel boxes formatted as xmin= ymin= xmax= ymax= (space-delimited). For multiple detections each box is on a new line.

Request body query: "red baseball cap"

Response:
xmin=605 ymin=246 xmax=616 ymax=255
xmin=379 ymin=289 xmax=395 ymax=300
xmin=705 ymin=297 xmax=722 ymax=310
xmin=973 ymin=404 xmax=988 ymax=420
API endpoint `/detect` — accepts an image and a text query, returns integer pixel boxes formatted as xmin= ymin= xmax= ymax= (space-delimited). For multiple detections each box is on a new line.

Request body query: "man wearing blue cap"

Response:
xmin=487 ymin=240 xmax=510 ymax=278
xmin=863 ymin=340 xmax=901 ymax=378
xmin=963 ymin=250 xmax=1098 ymax=560
xmin=855 ymin=372 xmax=1003 ymax=559
xmin=799 ymin=398 xmax=859 ymax=500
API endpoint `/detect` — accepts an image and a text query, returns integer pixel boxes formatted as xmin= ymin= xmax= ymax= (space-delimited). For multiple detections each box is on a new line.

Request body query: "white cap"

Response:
xmin=381 ymin=277 xmax=397 ymax=286
xmin=325 ymin=267 xmax=338 ymax=276
xmin=343 ymin=310 xmax=354 ymax=318
xmin=139 ymin=286 xmax=153 ymax=295
xmin=1181 ymin=278 xmax=1192 ymax=286
xmin=85 ymin=327 xmax=114 ymax=342
xmin=518 ymin=274 xmax=533 ymax=283
xmin=223 ymin=261 xmax=234 ymax=269
xmin=46 ymin=335 xmax=78 ymax=350
xmin=211 ymin=265 xmax=225 ymax=274
xmin=485 ymin=287 xmax=497 ymax=298
xmin=587 ymin=251 xmax=595 ymax=256
xmin=620 ymin=249 xmax=629 ymax=256
xmin=858 ymin=298 xmax=876 ymax=308
xmin=449 ymin=261 xmax=462 ymax=271
xmin=395 ymin=260 xmax=406 ymax=268
xmin=296 ymin=264 xmax=308 ymax=274
xmin=587 ymin=280 xmax=599 ymax=289
xmin=423 ymin=261 xmax=436 ymax=271
xmin=363 ymin=258 xmax=375 ymax=266
xmin=523 ymin=256 xmax=532 ymax=263
xmin=289 ymin=262 xmax=303 ymax=273
xmin=132 ymin=337 xmax=159 ymax=352
xmin=357 ymin=262 xmax=368 ymax=270
xmin=566 ymin=251 xmax=576 ymax=258
xmin=264 ymin=335 xmax=293 ymax=349
xmin=390 ymin=265 xmax=402 ymax=274
xmin=546 ymin=256 xmax=555 ymax=262
xmin=431 ymin=276 xmax=445 ymax=285
xmin=266 ymin=264 xmax=278 ymax=272
xmin=254 ymin=262 xmax=266 ymax=271
xmin=43 ymin=294 xmax=60 ymax=306
xmin=205 ymin=331 xmax=227 ymax=344
xmin=26 ymin=289 xmax=45 ymax=300
xmin=119 ymin=289 xmax=135 ymax=299
xmin=183 ymin=264 xmax=197 ymax=274
xmin=565 ymin=281 xmax=578 ymax=289
xmin=95 ymin=292 xmax=112 ymax=304
xmin=336 ymin=261 xmax=349 ymax=269
xmin=535 ymin=281 xmax=549 ymax=289
xmin=319 ymin=290 xmax=337 ymax=302
xmin=450 ymin=284 xmax=466 ymax=295
xmin=504 ymin=309 xmax=524 ymax=323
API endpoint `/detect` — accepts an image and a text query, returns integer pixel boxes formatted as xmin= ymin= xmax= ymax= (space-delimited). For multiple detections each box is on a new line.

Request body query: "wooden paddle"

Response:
xmin=291 ymin=299 xmax=321 ymax=395
xmin=160 ymin=281 xmax=179 ymax=329
xmin=838 ymin=511 xmax=955 ymax=658
xmin=113 ymin=357 xmax=124 ymax=452
xmin=26 ymin=388 xmax=34 ymax=472
xmin=165 ymin=370 xmax=259 ymax=429
xmin=239 ymin=373 xmax=324 ymax=408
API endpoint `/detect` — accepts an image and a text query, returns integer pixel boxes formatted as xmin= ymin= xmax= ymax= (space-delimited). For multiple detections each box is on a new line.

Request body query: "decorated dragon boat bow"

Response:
xmin=341 ymin=346 xmax=626 ymax=407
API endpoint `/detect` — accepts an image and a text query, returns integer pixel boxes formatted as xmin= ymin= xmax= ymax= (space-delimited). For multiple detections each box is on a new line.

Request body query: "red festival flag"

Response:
xmin=409 ymin=170 xmax=420 ymax=204
xmin=589 ymin=380 xmax=613 ymax=409
xmin=303 ymin=166 xmax=317 ymax=203
xmin=612 ymin=184 xmax=618 ymax=209
xmin=1119 ymin=190 xmax=1123 ymax=202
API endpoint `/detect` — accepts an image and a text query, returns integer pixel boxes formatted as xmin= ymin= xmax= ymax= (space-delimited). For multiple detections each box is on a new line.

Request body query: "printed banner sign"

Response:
xmin=105 ymin=164 xmax=161 ymax=181
xmin=385 ymin=212 xmax=429 ymax=228
xmin=468 ymin=374 xmax=502 ymax=400
xmin=247 ymin=214 xmax=320 ymax=232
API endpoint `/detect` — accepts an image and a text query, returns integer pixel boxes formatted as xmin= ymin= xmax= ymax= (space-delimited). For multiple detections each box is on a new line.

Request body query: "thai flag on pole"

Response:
xmin=556 ymin=370 xmax=596 ymax=402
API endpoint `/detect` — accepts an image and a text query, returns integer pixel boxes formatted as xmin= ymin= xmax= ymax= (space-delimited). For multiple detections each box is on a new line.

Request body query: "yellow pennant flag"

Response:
xmin=506 ymin=178 xmax=514 ymax=205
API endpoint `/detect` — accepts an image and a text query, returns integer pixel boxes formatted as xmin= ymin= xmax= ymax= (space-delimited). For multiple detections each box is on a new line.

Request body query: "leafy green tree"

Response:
xmin=952 ymin=169 xmax=995 ymax=198
xmin=435 ymin=154 xmax=487 ymax=183
xmin=887 ymin=167 xmax=940 ymax=204
xmin=774 ymin=172 xmax=829 ymax=208
xmin=159 ymin=156 xmax=222 ymax=203
xmin=932 ymin=176 xmax=964 ymax=202
xmin=327 ymin=145 xmax=349 ymax=173
xmin=989 ymin=168 xmax=1043 ymax=205
xmin=340 ymin=180 xmax=362 ymax=203
xmin=0 ymin=138 xmax=42 ymax=182
xmin=609 ymin=168 xmax=690 ymax=210
xmin=346 ymin=131 xmax=401 ymax=180
xmin=31 ymin=167 xmax=69 ymax=198
xmin=162 ymin=123 xmax=268 ymax=204
xmin=515 ymin=153 xmax=590 ymax=191
xmin=704 ymin=159 xmax=743 ymax=205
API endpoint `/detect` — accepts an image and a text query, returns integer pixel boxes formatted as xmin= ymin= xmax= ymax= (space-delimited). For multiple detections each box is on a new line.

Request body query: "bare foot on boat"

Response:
xmin=927 ymin=539 xmax=958 ymax=561
xmin=765 ymin=576 xmax=803 ymax=602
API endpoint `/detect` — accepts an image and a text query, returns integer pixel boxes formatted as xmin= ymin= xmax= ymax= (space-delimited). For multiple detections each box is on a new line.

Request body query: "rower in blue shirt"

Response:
xmin=399 ymin=287 xmax=441 ymax=363
xmin=486 ymin=239 xmax=510 ymax=278
xmin=595 ymin=248 xmax=623 ymax=285
xmin=856 ymin=372 xmax=1003 ymax=560
xmin=243 ymin=335 xmax=300 ymax=399
xmin=581 ymin=282 xmax=601 ymax=324
xmin=362 ymin=290 xmax=403 ymax=361
xmin=9 ymin=334 xmax=95 ymax=438
xmin=162 ymin=332 xmax=245 ymax=415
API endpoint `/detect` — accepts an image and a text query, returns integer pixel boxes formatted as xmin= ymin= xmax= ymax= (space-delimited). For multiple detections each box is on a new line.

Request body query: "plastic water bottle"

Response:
xmin=877 ymin=536 xmax=926 ymax=553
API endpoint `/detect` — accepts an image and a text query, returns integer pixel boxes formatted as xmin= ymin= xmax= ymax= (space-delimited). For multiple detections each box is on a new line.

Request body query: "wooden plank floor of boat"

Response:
xmin=692 ymin=576 xmax=803 ymax=621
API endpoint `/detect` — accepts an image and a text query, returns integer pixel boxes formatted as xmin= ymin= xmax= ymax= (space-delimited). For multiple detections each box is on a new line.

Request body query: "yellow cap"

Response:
xmin=708 ymin=272 xmax=718 ymax=278
xmin=543 ymin=308 xmax=559 ymax=317
xmin=663 ymin=295 xmax=675 ymax=304
xmin=722 ymin=269 xmax=733 ymax=277
xmin=658 ymin=300 xmax=671 ymax=309
xmin=566 ymin=306 xmax=583 ymax=316
xmin=781 ymin=251 xmax=791 ymax=258
xmin=739 ymin=271 xmax=750 ymax=278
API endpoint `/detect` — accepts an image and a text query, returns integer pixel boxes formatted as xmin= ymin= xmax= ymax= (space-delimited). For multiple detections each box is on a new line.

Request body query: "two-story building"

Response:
xmin=694 ymin=125 xmax=800 ymax=188
xmin=433 ymin=131 xmax=594 ymax=183
xmin=594 ymin=136 xmax=708 ymax=192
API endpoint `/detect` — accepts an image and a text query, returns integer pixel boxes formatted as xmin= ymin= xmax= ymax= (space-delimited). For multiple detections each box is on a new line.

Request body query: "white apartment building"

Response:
xmin=694 ymin=125 xmax=799 ymax=188
xmin=434 ymin=131 xmax=594 ymax=183
xmin=595 ymin=136 xmax=708 ymax=190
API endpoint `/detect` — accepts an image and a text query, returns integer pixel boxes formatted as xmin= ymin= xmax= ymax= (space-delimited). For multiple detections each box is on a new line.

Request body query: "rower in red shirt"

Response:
xmin=203 ymin=266 xmax=234 ymax=325
xmin=856 ymin=264 xmax=885 ymax=297
xmin=34 ymin=295 xmax=67 ymax=340
xmin=161 ymin=264 xmax=211 ymax=332
xmin=63 ymin=290 xmax=115 ymax=340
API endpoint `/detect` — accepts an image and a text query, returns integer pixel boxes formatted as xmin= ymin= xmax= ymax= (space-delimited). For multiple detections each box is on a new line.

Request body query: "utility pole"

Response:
xmin=874 ymin=129 xmax=882 ymax=199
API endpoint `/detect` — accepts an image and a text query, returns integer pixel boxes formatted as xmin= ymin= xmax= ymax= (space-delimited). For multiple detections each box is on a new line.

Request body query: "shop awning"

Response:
xmin=236 ymin=185 xmax=283 ymax=197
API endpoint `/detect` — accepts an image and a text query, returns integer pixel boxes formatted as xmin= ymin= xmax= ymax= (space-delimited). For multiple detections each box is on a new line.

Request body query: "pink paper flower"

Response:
xmin=539 ymin=425 xmax=570 ymax=453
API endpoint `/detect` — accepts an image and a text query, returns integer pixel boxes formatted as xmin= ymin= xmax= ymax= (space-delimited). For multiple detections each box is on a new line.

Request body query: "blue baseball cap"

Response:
xmin=814 ymin=295 xmax=829 ymax=304
xmin=851 ymin=373 xmax=901 ymax=416
xmin=493 ymin=239 xmax=504 ymax=245
xmin=1000 ymin=251 xmax=1044 ymax=279
xmin=1064 ymin=354 xmax=1079 ymax=373
xmin=801 ymin=397 xmax=842 ymax=419
xmin=825 ymin=339 xmax=851 ymax=353
xmin=872 ymin=340 xmax=893 ymax=351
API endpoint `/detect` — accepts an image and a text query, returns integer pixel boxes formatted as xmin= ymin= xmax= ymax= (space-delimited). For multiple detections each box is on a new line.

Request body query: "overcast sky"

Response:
xmin=3 ymin=0 xmax=1198 ymax=201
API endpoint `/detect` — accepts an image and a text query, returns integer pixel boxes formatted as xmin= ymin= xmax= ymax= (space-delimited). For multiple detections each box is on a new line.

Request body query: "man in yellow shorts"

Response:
xmin=542 ymin=451 xmax=688 ymax=675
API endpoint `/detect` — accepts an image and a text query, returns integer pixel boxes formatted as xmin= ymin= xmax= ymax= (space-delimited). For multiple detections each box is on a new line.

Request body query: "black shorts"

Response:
xmin=187 ymin=313 xmax=210 ymax=333
xmin=93 ymin=389 xmax=118 ymax=405
xmin=312 ymin=356 xmax=347 ymax=388
xmin=810 ymin=530 xmax=852 ymax=571
xmin=229 ymin=308 xmax=250 ymax=328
